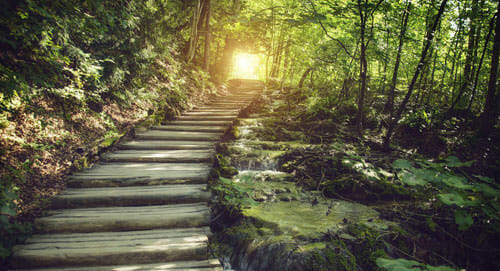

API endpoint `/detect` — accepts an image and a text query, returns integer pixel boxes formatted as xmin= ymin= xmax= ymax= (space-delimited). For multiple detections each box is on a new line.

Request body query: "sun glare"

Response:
xmin=232 ymin=53 xmax=259 ymax=79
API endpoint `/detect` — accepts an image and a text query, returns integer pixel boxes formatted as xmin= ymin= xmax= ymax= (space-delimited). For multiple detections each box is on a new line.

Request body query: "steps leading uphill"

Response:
xmin=9 ymin=80 xmax=264 ymax=271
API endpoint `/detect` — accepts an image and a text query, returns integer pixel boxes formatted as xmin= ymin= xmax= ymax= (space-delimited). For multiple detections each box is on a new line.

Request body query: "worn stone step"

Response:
xmin=188 ymin=108 xmax=240 ymax=113
xmin=11 ymin=259 xmax=223 ymax=271
xmin=118 ymin=140 xmax=214 ymax=150
xmin=49 ymin=184 xmax=210 ymax=209
xmin=204 ymin=103 xmax=248 ymax=107
xmin=10 ymin=228 xmax=211 ymax=269
xmin=136 ymin=130 xmax=222 ymax=141
xmin=164 ymin=120 xmax=233 ymax=126
xmin=195 ymin=105 xmax=243 ymax=110
xmin=35 ymin=203 xmax=210 ymax=233
xmin=177 ymin=115 xmax=237 ymax=122
xmin=152 ymin=125 xmax=228 ymax=132
xmin=207 ymin=100 xmax=249 ymax=104
xmin=183 ymin=111 xmax=239 ymax=117
xmin=212 ymin=98 xmax=253 ymax=102
xmin=68 ymin=163 xmax=211 ymax=188
xmin=102 ymin=149 xmax=214 ymax=163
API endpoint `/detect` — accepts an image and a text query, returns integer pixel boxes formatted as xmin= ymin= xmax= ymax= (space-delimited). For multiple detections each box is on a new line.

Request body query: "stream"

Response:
xmin=216 ymin=95 xmax=394 ymax=271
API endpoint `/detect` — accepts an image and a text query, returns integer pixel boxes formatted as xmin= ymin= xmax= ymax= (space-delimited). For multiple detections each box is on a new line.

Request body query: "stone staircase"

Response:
xmin=9 ymin=80 xmax=264 ymax=270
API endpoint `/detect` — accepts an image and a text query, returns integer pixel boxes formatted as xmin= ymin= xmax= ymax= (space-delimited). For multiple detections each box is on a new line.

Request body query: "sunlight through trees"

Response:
xmin=231 ymin=52 xmax=263 ymax=79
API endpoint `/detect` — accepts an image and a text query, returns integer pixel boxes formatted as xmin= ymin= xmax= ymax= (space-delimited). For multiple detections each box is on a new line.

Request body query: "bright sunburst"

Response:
xmin=232 ymin=53 xmax=259 ymax=79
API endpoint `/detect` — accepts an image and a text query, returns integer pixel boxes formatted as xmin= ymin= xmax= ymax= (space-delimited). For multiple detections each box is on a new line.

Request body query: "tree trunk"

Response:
xmin=384 ymin=1 xmax=410 ymax=116
xmin=355 ymin=0 xmax=368 ymax=136
xmin=478 ymin=1 xmax=500 ymax=137
xmin=298 ymin=68 xmax=312 ymax=91
xmin=203 ymin=0 xmax=211 ymax=72
xmin=383 ymin=0 xmax=448 ymax=150
xmin=186 ymin=0 xmax=203 ymax=63
xmin=468 ymin=14 xmax=494 ymax=112
xmin=448 ymin=0 xmax=479 ymax=113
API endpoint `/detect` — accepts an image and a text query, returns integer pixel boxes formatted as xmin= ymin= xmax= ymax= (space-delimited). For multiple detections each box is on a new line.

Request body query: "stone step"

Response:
xmin=204 ymin=103 xmax=248 ymax=108
xmin=164 ymin=120 xmax=233 ymax=126
xmin=152 ymin=125 xmax=228 ymax=132
xmin=102 ymin=149 xmax=214 ymax=163
xmin=136 ymin=130 xmax=222 ymax=141
xmin=212 ymin=98 xmax=253 ymax=102
xmin=188 ymin=108 xmax=240 ymax=113
xmin=35 ymin=203 xmax=210 ymax=233
xmin=10 ymin=228 xmax=211 ymax=269
xmin=68 ymin=163 xmax=211 ymax=188
xmin=207 ymin=101 xmax=249 ymax=104
xmin=183 ymin=111 xmax=239 ymax=117
xmin=195 ymin=105 xmax=243 ymax=110
xmin=11 ymin=259 xmax=223 ymax=271
xmin=177 ymin=115 xmax=237 ymax=121
xmin=49 ymin=184 xmax=210 ymax=209
xmin=118 ymin=140 xmax=214 ymax=150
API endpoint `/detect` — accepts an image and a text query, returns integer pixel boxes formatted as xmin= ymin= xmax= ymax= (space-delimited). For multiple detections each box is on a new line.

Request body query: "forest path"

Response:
xmin=9 ymin=79 xmax=264 ymax=271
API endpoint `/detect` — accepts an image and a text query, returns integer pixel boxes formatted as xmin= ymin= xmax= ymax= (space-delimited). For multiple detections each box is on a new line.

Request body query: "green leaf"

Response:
xmin=474 ymin=183 xmax=500 ymax=197
xmin=376 ymin=258 xmax=455 ymax=271
xmin=413 ymin=168 xmax=439 ymax=183
xmin=399 ymin=171 xmax=428 ymax=186
xmin=219 ymin=177 xmax=232 ymax=185
xmin=441 ymin=176 xmax=473 ymax=190
xmin=455 ymin=210 xmax=473 ymax=231
xmin=1 ymin=205 xmax=16 ymax=216
xmin=376 ymin=258 xmax=423 ymax=271
xmin=445 ymin=156 xmax=461 ymax=167
xmin=438 ymin=193 xmax=466 ymax=206
xmin=445 ymin=156 xmax=475 ymax=168
xmin=426 ymin=265 xmax=455 ymax=271
xmin=392 ymin=159 xmax=414 ymax=170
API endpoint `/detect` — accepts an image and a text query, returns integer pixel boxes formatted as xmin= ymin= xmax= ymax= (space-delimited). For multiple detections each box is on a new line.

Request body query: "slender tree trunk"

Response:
xmin=355 ymin=0 xmax=368 ymax=136
xmin=280 ymin=39 xmax=290 ymax=88
xmin=447 ymin=2 xmax=465 ymax=103
xmin=478 ymin=2 xmax=500 ymax=137
xmin=380 ymin=19 xmax=390 ymax=95
xmin=468 ymin=14 xmax=494 ymax=111
xmin=384 ymin=1 xmax=410 ymax=116
xmin=426 ymin=50 xmax=439 ymax=106
xmin=448 ymin=0 xmax=479 ymax=113
xmin=299 ymin=68 xmax=312 ymax=91
xmin=203 ymin=0 xmax=211 ymax=72
xmin=383 ymin=0 xmax=448 ymax=150
xmin=186 ymin=0 xmax=203 ymax=63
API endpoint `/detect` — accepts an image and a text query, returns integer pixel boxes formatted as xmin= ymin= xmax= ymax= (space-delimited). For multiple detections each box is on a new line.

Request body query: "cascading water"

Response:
xmin=216 ymin=96 xmax=393 ymax=271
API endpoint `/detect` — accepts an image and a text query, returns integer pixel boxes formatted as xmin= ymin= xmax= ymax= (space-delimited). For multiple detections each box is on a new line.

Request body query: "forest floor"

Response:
xmin=210 ymin=86 xmax=500 ymax=271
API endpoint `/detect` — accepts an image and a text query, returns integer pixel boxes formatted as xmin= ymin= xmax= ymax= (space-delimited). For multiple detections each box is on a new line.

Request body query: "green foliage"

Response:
xmin=1 ymin=163 xmax=33 ymax=260
xmin=0 ymin=0 xmax=192 ymax=113
xmin=340 ymin=148 xmax=393 ymax=182
xmin=376 ymin=258 xmax=455 ymax=271
xmin=211 ymin=177 xmax=259 ymax=215
xmin=392 ymin=157 xmax=500 ymax=231
xmin=400 ymin=110 xmax=433 ymax=133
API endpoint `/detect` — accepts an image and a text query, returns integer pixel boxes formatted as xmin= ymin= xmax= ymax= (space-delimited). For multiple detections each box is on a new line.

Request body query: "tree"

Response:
xmin=383 ymin=0 xmax=448 ymax=150
xmin=478 ymin=1 xmax=500 ymax=137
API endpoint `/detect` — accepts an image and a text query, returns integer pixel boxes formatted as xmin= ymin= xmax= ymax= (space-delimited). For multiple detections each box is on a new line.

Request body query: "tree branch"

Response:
xmin=308 ymin=0 xmax=354 ymax=59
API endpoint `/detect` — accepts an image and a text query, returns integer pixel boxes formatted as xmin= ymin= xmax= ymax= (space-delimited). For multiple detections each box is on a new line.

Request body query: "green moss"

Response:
xmin=299 ymin=242 xmax=327 ymax=252
xmin=242 ymin=200 xmax=382 ymax=239
xmin=309 ymin=240 xmax=357 ymax=271
xmin=346 ymin=224 xmax=389 ymax=270
xmin=216 ymin=154 xmax=238 ymax=177
xmin=99 ymin=131 xmax=125 ymax=148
